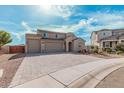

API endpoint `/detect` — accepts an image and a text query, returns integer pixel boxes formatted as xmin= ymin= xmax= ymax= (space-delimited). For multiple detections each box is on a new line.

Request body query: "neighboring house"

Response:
xmin=91 ymin=29 xmax=124 ymax=50
xmin=26 ymin=29 xmax=85 ymax=53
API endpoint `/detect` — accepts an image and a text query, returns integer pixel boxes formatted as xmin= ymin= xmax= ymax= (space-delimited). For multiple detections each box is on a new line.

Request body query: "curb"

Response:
xmin=68 ymin=62 xmax=124 ymax=88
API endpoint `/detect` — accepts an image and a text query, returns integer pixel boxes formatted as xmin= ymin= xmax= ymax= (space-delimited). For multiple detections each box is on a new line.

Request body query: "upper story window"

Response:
xmin=43 ymin=33 xmax=48 ymax=38
xmin=103 ymin=32 xmax=106 ymax=36
xmin=112 ymin=32 xmax=116 ymax=36
xmin=56 ymin=34 xmax=58 ymax=38
xmin=112 ymin=32 xmax=114 ymax=36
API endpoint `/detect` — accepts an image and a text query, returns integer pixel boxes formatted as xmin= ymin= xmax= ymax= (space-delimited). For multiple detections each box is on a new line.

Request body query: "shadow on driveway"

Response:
xmin=9 ymin=53 xmax=26 ymax=60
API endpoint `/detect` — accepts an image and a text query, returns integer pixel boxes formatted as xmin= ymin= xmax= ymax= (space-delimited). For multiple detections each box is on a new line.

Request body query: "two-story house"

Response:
xmin=91 ymin=29 xmax=124 ymax=50
xmin=25 ymin=29 xmax=85 ymax=53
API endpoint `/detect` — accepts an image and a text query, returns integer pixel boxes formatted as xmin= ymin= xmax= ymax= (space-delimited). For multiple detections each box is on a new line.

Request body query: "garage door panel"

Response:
xmin=28 ymin=39 xmax=40 ymax=53
xmin=45 ymin=42 xmax=64 ymax=53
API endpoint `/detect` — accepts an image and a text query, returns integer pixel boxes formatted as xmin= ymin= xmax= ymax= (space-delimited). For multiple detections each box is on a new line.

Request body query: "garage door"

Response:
xmin=45 ymin=42 xmax=64 ymax=53
xmin=27 ymin=39 xmax=40 ymax=53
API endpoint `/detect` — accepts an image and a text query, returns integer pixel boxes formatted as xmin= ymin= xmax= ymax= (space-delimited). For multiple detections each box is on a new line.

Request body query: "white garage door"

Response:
xmin=27 ymin=39 xmax=40 ymax=53
xmin=45 ymin=42 xmax=64 ymax=53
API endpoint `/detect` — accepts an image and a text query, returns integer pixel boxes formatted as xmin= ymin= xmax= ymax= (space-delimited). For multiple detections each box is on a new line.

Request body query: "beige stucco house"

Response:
xmin=26 ymin=29 xmax=85 ymax=53
xmin=91 ymin=29 xmax=124 ymax=50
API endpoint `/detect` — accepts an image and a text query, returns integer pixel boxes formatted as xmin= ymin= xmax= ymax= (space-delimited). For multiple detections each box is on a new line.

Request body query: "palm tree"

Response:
xmin=0 ymin=30 xmax=12 ymax=50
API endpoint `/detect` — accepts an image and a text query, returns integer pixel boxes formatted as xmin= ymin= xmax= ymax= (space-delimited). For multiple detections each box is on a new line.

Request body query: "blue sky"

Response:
xmin=1 ymin=5 xmax=124 ymax=45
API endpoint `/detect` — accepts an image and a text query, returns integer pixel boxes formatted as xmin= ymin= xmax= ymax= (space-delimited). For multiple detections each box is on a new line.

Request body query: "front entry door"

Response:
xmin=68 ymin=42 xmax=72 ymax=52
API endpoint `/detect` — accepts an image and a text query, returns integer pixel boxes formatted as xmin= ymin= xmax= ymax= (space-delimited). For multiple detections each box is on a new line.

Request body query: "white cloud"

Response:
xmin=53 ymin=6 xmax=74 ymax=19
xmin=87 ymin=18 xmax=97 ymax=24
xmin=39 ymin=5 xmax=74 ymax=19
xmin=38 ymin=10 xmax=124 ymax=39
xmin=75 ymin=11 xmax=124 ymax=32
xmin=91 ymin=12 xmax=124 ymax=25
xmin=11 ymin=32 xmax=23 ymax=41
xmin=11 ymin=21 xmax=35 ymax=41
xmin=39 ymin=18 xmax=96 ymax=33
xmin=85 ymin=20 xmax=124 ymax=32
xmin=21 ymin=21 xmax=34 ymax=33
xmin=39 ymin=19 xmax=85 ymax=33
xmin=37 ymin=10 xmax=124 ymax=45
xmin=0 ymin=21 xmax=23 ymax=41
xmin=73 ymin=10 xmax=124 ymax=33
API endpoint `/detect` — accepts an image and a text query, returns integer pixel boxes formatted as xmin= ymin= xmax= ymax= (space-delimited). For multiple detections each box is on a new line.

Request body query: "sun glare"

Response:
xmin=40 ymin=5 xmax=52 ymax=11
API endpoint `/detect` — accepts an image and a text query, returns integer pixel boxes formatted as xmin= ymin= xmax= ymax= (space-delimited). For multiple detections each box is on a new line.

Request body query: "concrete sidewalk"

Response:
xmin=11 ymin=58 xmax=124 ymax=88
xmin=96 ymin=66 xmax=124 ymax=88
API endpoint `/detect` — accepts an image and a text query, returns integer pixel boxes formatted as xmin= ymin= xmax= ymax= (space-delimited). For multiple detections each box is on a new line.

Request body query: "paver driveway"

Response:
xmin=9 ymin=53 xmax=103 ymax=87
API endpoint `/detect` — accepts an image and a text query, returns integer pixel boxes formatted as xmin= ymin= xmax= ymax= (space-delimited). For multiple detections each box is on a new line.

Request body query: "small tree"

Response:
xmin=0 ymin=31 xmax=12 ymax=49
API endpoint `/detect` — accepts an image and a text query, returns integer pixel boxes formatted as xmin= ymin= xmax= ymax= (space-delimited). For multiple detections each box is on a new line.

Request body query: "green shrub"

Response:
xmin=116 ymin=51 xmax=123 ymax=55
xmin=92 ymin=48 xmax=98 ymax=53
xmin=98 ymin=51 xmax=103 ymax=55
xmin=91 ymin=46 xmax=94 ymax=49
xmin=115 ymin=44 xmax=124 ymax=52
xmin=105 ymin=48 xmax=112 ymax=53
xmin=90 ymin=45 xmax=99 ymax=54
xmin=102 ymin=48 xmax=106 ymax=51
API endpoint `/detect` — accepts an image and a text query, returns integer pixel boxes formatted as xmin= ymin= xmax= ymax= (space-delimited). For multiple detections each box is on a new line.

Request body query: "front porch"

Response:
xmin=100 ymin=40 xmax=118 ymax=50
xmin=100 ymin=39 xmax=124 ymax=50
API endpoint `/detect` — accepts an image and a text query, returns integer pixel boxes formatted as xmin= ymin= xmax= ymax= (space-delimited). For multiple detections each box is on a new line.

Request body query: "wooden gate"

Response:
xmin=9 ymin=46 xmax=25 ymax=53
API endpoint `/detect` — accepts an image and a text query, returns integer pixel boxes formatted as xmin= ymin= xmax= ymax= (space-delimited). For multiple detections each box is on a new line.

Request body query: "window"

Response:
xmin=112 ymin=32 xmax=117 ymax=36
xmin=43 ymin=33 xmax=48 ymax=38
xmin=105 ymin=42 xmax=110 ymax=48
xmin=110 ymin=42 xmax=112 ymax=47
xmin=56 ymin=34 xmax=58 ymax=38
xmin=112 ymin=32 xmax=114 ymax=36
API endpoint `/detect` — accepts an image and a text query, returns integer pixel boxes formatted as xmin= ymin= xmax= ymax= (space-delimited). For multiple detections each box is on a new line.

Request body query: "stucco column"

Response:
xmin=66 ymin=42 xmax=69 ymax=52
xmin=100 ymin=41 xmax=103 ymax=48
xmin=25 ymin=39 xmax=28 ymax=53
xmin=112 ymin=41 xmax=116 ymax=48
xmin=119 ymin=39 xmax=122 ymax=43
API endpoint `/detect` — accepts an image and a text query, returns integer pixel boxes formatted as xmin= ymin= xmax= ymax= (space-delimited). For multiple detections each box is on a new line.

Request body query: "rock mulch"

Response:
xmin=0 ymin=54 xmax=25 ymax=88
